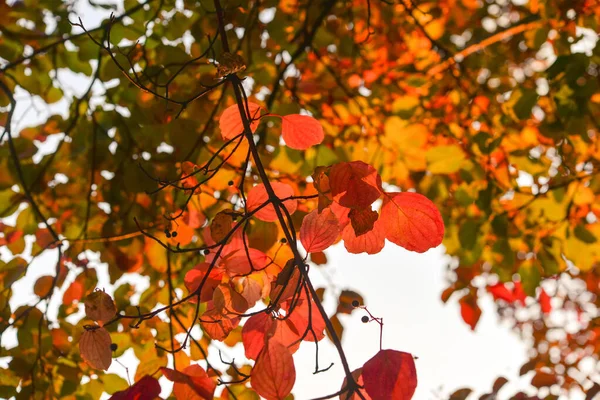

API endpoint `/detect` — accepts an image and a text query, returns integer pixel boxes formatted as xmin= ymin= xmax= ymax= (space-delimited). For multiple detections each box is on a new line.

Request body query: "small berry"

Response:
xmin=172 ymin=231 xmax=178 ymax=238
xmin=361 ymin=316 xmax=369 ymax=323
xmin=280 ymin=238 xmax=287 ymax=244
xmin=110 ymin=343 xmax=118 ymax=351
xmin=351 ymin=300 xmax=360 ymax=307
xmin=166 ymin=232 xmax=172 ymax=238
xmin=228 ymin=180 xmax=234 ymax=186
xmin=204 ymin=249 xmax=210 ymax=255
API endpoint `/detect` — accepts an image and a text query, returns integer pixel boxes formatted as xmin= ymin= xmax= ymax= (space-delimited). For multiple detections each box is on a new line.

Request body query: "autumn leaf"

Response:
xmin=459 ymin=295 xmax=481 ymax=331
xmin=361 ymin=349 xmax=418 ymax=400
xmin=539 ymin=288 xmax=552 ymax=314
xmin=251 ymin=339 xmax=296 ymax=400
xmin=329 ymin=161 xmax=382 ymax=210
xmin=246 ymin=182 xmax=298 ymax=222
xmin=348 ymin=208 xmax=378 ymax=236
xmin=339 ymin=368 xmax=372 ymax=400
xmin=110 ymin=375 xmax=161 ymax=400
xmin=280 ymin=114 xmax=324 ymax=150
xmin=162 ymin=364 xmax=216 ymax=399
xmin=33 ymin=275 xmax=53 ymax=298
xmin=299 ymin=208 xmax=340 ymax=253
xmin=79 ymin=327 xmax=112 ymax=370
xmin=219 ymin=102 xmax=262 ymax=140
xmin=380 ymin=192 xmax=444 ymax=253
xmin=84 ymin=290 xmax=117 ymax=324
xmin=487 ymin=283 xmax=515 ymax=303
xmin=342 ymin=218 xmax=385 ymax=255
xmin=210 ymin=210 xmax=234 ymax=243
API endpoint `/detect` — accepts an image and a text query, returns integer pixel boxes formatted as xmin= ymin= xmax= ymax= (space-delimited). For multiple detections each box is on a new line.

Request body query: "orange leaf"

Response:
xmin=342 ymin=220 xmax=385 ymax=255
xmin=340 ymin=368 xmax=372 ymax=400
xmin=362 ymin=350 xmax=417 ymax=400
xmin=200 ymin=306 xmax=240 ymax=341
xmin=110 ymin=375 xmax=161 ymax=400
xmin=380 ymin=192 xmax=444 ymax=253
xmin=63 ymin=280 xmax=84 ymax=305
xmin=84 ymin=290 xmax=117 ymax=324
xmin=251 ymin=339 xmax=296 ymax=400
xmin=219 ymin=102 xmax=262 ymax=140
xmin=79 ymin=327 xmax=112 ymax=370
xmin=361 ymin=349 xmax=417 ymax=400
xmin=299 ymin=208 xmax=340 ymax=253
xmin=329 ymin=161 xmax=382 ymax=210
xmin=281 ymin=114 xmax=324 ymax=150
xmin=246 ymin=182 xmax=297 ymax=222
xmin=162 ymin=364 xmax=216 ymax=399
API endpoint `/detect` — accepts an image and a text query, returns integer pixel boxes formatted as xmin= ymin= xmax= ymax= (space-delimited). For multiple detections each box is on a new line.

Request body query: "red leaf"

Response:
xmin=219 ymin=102 xmax=262 ymax=140
xmin=184 ymin=262 xmax=224 ymax=303
xmin=487 ymin=283 xmax=515 ymax=303
xmin=459 ymin=295 xmax=481 ymax=331
xmin=299 ymin=208 xmax=340 ymax=253
xmin=222 ymin=248 xmax=271 ymax=276
xmin=361 ymin=349 xmax=417 ymax=400
xmin=246 ymin=182 xmax=298 ymax=222
xmin=513 ymin=281 xmax=527 ymax=306
xmin=242 ymin=313 xmax=302 ymax=360
xmin=162 ymin=364 xmax=216 ymax=399
xmin=380 ymin=192 xmax=444 ymax=253
xmin=251 ymin=339 xmax=296 ymax=400
xmin=539 ymin=288 xmax=552 ymax=314
xmin=281 ymin=114 xmax=324 ymax=150
xmin=342 ymin=219 xmax=385 ymax=255
xmin=79 ymin=327 xmax=112 ymax=370
xmin=329 ymin=161 xmax=382 ymax=210
xmin=110 ymin=375 xmax=161 ymax=400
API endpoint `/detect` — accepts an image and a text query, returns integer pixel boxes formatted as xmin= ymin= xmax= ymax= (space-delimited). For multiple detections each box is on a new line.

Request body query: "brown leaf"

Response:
xmin=79 ymin=327 xmax=112 ymax=370
xmin=85 ymin=290 xmax=117 ymax=324
xmin=210 ymin=210 xmax=234 ymax=243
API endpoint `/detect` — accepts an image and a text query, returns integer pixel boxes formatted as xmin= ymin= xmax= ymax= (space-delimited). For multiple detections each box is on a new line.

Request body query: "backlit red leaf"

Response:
xmin=246 ymin=182 xmax=298 ymax=222
xmin=219 ymin=102 xmax=262 ymax=140
xmin=487 ymin=283 xmax=515 ymax=303
xmin=79 ymin=327 xmax=112 ymax=370
xmin=251 ymin=339 xmax=296 ymax=400
xmin=281 ymin=114 xmax=324 ymax=150
xmin=162 ymin=364 xmax=216 ymax=399
xmin=329 ymin=161 xmax=382 ymax=210
xmin=380 ymin=192 xmax=444 ymax=253
xmin=539 ymin=288 xmax=552 ymax=314
xmin=110 ymin=375 xmax=161 ymax=400
xmin=459 ymin=295 xmax=481 ymax=331
xmin=361 ymin=349 xmax=417 ymax=400
xmin=184 ymin=262 xmax=224 ymax=303
xmin=300 ymin=208 xmax=340 ymax=253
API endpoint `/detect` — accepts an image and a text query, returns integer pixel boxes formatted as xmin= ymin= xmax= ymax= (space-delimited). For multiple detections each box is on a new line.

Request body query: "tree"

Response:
xmin=0 ymin=0 xmax=599 ymax=398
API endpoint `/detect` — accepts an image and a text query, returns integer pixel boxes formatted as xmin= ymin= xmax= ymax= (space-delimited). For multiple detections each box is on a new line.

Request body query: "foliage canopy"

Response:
xmin=1 ymin=0 xmax=600 ymax=398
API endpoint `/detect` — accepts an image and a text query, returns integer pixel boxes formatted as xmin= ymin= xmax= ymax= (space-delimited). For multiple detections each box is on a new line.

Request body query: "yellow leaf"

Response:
xmin=426 ymin=145 xmax=466 ymax=174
